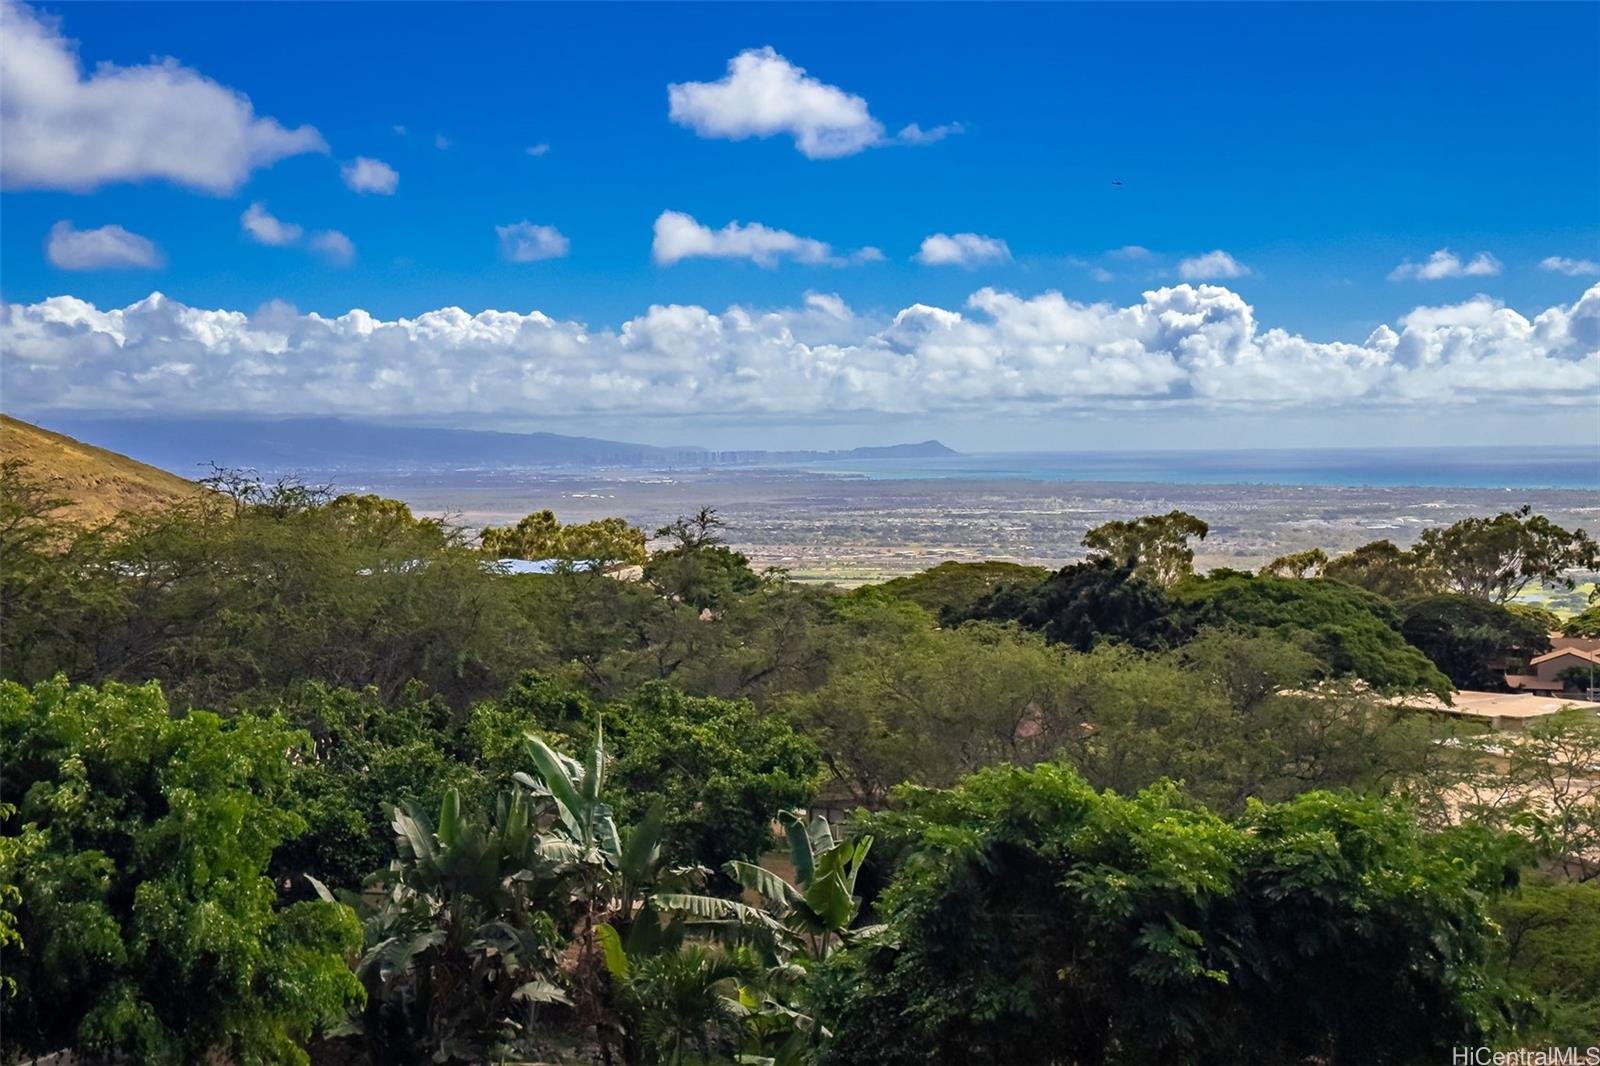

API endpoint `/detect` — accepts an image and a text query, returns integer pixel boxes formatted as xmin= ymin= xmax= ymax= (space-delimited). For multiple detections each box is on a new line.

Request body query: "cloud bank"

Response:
xmin=0 ymin=0 xmax=325 ymax=193
xmin=4 ymin=285 xmax=1595 ymax=424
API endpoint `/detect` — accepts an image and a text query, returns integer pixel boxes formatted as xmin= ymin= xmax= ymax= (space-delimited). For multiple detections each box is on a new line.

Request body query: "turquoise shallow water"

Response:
xmin=791 ymin=446 xmax=1600 ymax=491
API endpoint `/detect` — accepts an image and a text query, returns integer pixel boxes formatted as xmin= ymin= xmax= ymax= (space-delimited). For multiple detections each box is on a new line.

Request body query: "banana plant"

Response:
xmin=656 ymin=810 xmax=875 ymax=963
xmin=517 ymin=724 xmax=619 ymax=862
xmin=518 ymin=726 xmax=718 ymax=1063
xmin=332 ymin=787 xmax=569 ymax=1063
xmin=645 ymin=811 xmax=871 ymax=1064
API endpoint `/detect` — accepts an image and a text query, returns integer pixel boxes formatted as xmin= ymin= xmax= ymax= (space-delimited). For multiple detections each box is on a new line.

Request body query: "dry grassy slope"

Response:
xmin=2 ymin=414 xmax=200 ymax=524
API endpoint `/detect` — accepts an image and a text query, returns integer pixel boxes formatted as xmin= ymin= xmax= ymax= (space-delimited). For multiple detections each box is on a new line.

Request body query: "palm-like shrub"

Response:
xmin=341 ymin=788 xmax=567 ymax=1062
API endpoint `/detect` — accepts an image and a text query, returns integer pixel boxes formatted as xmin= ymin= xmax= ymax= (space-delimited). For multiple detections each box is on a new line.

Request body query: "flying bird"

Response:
xmin=1111 ymin=180 xmax=1123 ymax=186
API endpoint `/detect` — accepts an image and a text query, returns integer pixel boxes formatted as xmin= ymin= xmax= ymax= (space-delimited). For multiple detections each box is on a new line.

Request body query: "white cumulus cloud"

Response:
xmin=3 ymin=285 xmax=1593 ymax=423
xmin=667 ymin=47 xmax=954 ymax=159
xmin=497 ymin=222 xmax=570 ymax=263
xmin=653 ymin=210 xmax=866 ymax=267
xmin=241 ymin=203 xmax=303 ymax=246
xmin=1389 ymin=249 xmax=1503 ymax=281
xmin=46 ymin=221 xmax=163 ymax=270
xmin=1178 ymin=250 xmax=1250 ymax=281
xmin=0 ymin=0 xmax=325 ymax=193
xmin=310 ymin=230 xmax=355 ymax=265
xmin=916 ymin=233 xmax=1012 ymax=267
xmin=340 ymin=157 xmax=398 ymax=195
xmin=240 ymin=204 xmax=353 ymax=265
xmin=1541 ymin=256 xmax=1600 ymax=277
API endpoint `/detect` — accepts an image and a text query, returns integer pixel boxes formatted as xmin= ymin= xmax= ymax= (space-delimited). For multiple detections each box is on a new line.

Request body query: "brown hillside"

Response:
xmin=2 ymin=415 xmax=201 ymax=524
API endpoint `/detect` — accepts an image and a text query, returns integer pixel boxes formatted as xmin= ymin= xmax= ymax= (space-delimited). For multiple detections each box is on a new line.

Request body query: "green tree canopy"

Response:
xmin=644 ymin=508 xmax=763 ymax=612
xmin=1414 ymin=506 xmax=1600 ymax=603
xmin=0 ymin=466 xmax=534 ymax=709
xmin=1169 ymin=569 xmax=1453 ymax=697
xmin=822 ymin=764 xmax=1518 ymax=1065
xmin=1399 ymin=593 xmax=1553 ymax=689
xmin=961 ymin=556 xmax=1180 ymax=651
xmin=608 ymin=683 xmax=821 ymax=870
xmin=1081 ymin=510 xmax=1209 ymax=587
xmin=872 ymin=560 xmax=1051 ymax=622
xmin=1491 ymin=877 xmax=1600 ymax=1045
xmin=1562 ymin=604 xmax=1600 ymax=638
xmin=1506 ymin=602 xmax=1563 ymax=634
xmin=1322 ymin=538 xmax=1438 ymax=600
xmin=0 ymin=678 xmax=362 ymax=1064
xmin=1259 ymin=547 xmax=1328 ymax=578
xmin=269 ymin=682 xmax=481 ymax=893
xmin=480 ymin=509 xmax=647 ymax=570
xmin=469 ymin=676 xmax=819 ymax=872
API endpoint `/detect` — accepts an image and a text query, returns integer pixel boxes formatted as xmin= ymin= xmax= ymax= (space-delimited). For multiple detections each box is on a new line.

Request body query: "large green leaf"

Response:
xmin=620 ymin=797 xmax=666 ymax=883
xmin=582 ymin=719 xmax=606 ymax=805
xmin=806 ymin=813 xmax=836 ymax=858
xmin=725 ymin=859 xmax=802 ymax=908
xmin=802 ymin=868 xmax=854 ymax=934
xmin=524 ymin=734 xmax=586 ymax=841
xmin=779 ymin=810 xmax=815 ymax=887
xmin=653 ymin=892 xmax=786 ymax=935
xmin=512 ymin=980 xmax=572 ymax=1005
xmin=595 ymin=922 xmax=629 ymax=979
xmin=534 ymin=836 xmax=585 ymax=865
xmin=594 ymin=802 xmax=622 ymax=865
xmin=436 ymin=788 xmax=462 ymax=848
xmin=392 ymin=802 xmax=437 ymax=868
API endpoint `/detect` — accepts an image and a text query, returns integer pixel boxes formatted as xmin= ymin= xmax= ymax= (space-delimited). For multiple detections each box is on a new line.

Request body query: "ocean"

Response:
xmin=793 ymin=445 xmax=1600 ymax=491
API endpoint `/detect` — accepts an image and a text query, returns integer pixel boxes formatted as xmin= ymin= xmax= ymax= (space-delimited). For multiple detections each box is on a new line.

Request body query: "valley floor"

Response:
xmin=317 ymin=467 xmax=1599 ymax=594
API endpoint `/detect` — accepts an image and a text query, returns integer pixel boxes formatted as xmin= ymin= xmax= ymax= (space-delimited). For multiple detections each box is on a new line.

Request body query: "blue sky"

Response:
xmin=2 ymin=1 xmax=1598 ymax=450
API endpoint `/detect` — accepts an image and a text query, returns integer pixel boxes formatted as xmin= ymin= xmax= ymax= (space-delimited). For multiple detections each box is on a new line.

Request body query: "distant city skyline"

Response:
xmin=1 ymin=1 xmax=1597 ymax=450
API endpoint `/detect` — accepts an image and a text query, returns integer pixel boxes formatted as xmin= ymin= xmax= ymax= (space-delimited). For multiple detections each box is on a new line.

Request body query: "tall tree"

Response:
xmin=1323 ymin=538 xmax=1437 ymax=600
xmin=1082 ymin=510 xmax=1209 ymax=587
xmin=645 ymin=508 xmax=762 ymax=611
xmin=1259 ymin=547 xmax=1328 ymax=578
xmin=1399 ymin=593 xmax=1553 ymax=689
xmin=1413 ymin=506 xmax=1600 ymax=603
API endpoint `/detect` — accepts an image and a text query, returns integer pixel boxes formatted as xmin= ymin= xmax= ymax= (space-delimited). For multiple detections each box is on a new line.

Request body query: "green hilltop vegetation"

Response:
xmin=3 ymin=444 xmax=1600 ymax=1064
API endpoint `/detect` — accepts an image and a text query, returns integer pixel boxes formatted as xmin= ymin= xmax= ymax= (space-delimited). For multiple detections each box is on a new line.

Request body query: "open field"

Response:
xmin=316 ymin=466 xmax=1600 ymax=587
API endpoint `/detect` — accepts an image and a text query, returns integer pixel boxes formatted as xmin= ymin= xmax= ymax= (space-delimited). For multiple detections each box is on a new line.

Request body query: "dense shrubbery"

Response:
xmin=0 ymin=678 xmax=362 ymax=1063
xmin=823 ymin=765 xmax=1522 ymax=1064
xmin=3 ymin=460 xmax=1598 ymax=1063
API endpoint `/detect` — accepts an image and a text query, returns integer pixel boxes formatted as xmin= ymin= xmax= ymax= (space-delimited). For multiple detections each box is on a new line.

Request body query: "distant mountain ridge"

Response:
xmin=17 ymin=416 xmax=958 ymax=476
